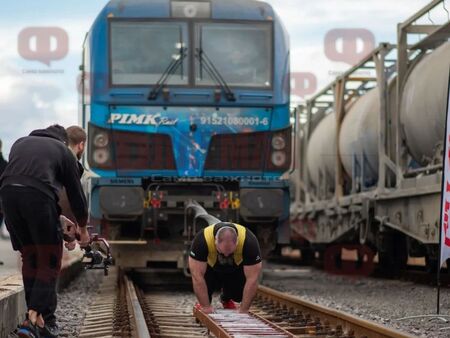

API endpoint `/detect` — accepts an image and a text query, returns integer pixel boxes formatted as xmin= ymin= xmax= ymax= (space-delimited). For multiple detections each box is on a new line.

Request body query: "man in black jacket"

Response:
xmin=0 ymin=125 xmax=90 ymax=338
xmin=0 ymin=138 xmax=7 ymax=262
xmin=0 ymin=138 xmax=7 ymax=239
xmin=59 ymin=126 xmax=87 ymax=251
xmin=0 ymin=138 xmax=6 ymax=175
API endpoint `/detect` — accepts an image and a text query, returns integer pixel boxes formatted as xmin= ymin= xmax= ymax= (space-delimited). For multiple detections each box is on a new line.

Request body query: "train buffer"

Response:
xmin=193 ymin=307 xmax=295 ymax=338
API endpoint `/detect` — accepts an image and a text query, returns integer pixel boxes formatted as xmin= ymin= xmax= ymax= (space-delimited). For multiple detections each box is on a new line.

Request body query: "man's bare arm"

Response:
xmin=240 ymin=262 xmax=262 ymax=313
xmin=189 ymin=257 xmax=213 ymax=312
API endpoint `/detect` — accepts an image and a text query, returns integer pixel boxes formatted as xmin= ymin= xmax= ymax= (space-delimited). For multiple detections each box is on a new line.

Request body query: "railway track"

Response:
xmin=141 ymin=291 xmax=208 ymax=337
xmin=78 ymin=268 xmax=208 ymax=337
xmin=250 ymin=286 xmax=415 ymax=338
xmin=78 ymin=269 xmax=415 ymax=338
xmin=78 ymin=268 xmax=133 ymax=337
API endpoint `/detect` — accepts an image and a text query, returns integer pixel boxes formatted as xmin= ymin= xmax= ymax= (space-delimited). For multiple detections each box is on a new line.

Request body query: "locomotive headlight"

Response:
xmin=171 ymin=1 xmax=211 ymax=18
xmin=271 ymin=151 xmax=286 ymax=167
xmin=271 ymin=135 xmax=286 ymax=150
xmin=93 ymin=149 xmax=110 ymax=165
xmin=93 ymin=133 xmax=109 ymax=148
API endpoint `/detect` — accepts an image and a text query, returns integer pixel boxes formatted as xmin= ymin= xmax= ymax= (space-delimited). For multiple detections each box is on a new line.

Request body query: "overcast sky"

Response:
xmin=0 ymin=0 xmax=441 ymax=156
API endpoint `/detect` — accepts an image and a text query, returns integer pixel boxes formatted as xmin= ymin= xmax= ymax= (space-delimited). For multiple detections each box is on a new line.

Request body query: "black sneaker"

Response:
xmin=17 ymin=319 xmax=41 ymax=338
xmin=39 ymin=323 xmax=59 ymax=338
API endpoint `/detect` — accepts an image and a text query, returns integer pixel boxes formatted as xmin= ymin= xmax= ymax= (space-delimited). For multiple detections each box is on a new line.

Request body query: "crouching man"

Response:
xmin=189 ymin=222 xmax=262 ymax=314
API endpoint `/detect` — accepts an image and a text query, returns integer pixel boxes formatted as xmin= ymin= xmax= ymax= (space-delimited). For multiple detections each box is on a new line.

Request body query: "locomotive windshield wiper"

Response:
xmin=195 ymin=48 xmax=236 ymax=102
xmin=148 ymin=47 xmax=188 ymax=100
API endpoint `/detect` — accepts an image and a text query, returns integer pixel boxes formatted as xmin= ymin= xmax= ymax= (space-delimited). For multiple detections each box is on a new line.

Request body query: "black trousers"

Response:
xmin=204 ymin=265 xmax=246 ymax=303
xmin=0 ymin=211 xmax=3 ymax=232
xmin=0 ymin=186 xmax=63 ymax=325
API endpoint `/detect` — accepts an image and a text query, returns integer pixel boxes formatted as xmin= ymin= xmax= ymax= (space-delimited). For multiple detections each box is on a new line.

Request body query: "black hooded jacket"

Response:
xmin=0 ymin=152 xmax=6 ymax=176
xmin=0 ymin=127 xmax=88 ymax=227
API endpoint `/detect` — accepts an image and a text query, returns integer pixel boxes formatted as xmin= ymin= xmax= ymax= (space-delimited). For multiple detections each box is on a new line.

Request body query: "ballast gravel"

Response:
xmin=8 ymin=269 xmax=104 ymax=338
xmin=263 ymin=263 xmax=450 ymax=338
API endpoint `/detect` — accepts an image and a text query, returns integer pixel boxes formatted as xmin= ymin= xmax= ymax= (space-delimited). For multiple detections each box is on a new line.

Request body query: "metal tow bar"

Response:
xmin=183 ymin=199 xmax=222 ymax=277
xmin=193 ymin=307 xmax=295 ymax=338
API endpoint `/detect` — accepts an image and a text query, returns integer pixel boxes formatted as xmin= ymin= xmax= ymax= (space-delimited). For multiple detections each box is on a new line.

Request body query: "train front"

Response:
xmin=80 ymin=0 xmax=291 ymax=268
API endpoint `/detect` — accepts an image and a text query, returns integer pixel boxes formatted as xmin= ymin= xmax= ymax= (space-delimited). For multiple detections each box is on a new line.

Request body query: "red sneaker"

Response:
xmin=221 ymin=299 xmax=237 ymax=309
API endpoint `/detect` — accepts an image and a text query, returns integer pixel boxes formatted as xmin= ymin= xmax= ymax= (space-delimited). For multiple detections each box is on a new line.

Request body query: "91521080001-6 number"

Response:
xmin=200 ymin=116 xmax=269 ymax=126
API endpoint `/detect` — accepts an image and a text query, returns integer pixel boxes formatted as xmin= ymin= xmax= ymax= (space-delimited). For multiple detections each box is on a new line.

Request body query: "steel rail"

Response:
xmin=125 ymin=276 xmax=151 ymax=338
xmin=193 ymin=307 xmax=233 ymax=338
xmin=257 ymin=285 xmax=415 ymax=338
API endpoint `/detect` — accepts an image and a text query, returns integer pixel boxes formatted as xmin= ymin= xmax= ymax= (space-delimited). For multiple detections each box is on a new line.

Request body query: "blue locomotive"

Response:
xmin=79 ymin=0 xmax=291 ymax=268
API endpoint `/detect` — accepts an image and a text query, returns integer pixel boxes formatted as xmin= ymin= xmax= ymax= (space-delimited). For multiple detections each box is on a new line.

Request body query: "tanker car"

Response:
xmin=291 ymin=0 xmax=450 ymax=274
xmin=79 ymin=0 xmax=292 ymax=269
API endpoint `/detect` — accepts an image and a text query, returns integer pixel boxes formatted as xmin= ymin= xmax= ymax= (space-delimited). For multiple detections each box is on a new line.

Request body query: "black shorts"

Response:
xmin=204 ymin=265 xmax=246 ymax=302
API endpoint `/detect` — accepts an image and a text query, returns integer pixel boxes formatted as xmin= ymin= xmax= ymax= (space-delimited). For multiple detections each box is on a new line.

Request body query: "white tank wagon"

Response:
xmin=302 ymin=82 xmax=396 ymax=198
xmin=339 ymin=88 xmax=380 ymax=189
xmin=336 ymin=42 xmax=450 ymax=187
xmin=400 ymin=42 xmax=450 ymax=166
xmin=371 ymin=42 xmax=450 ymax=272
xmin=306 ymin=112 xmax=337 ymax=196
xmin=291 ymin=1 xmax=450 ymax=274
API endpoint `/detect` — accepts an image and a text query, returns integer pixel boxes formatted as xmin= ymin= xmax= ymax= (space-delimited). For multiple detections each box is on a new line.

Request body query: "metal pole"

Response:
xmin=437 ymin=267 xmax=441 ymax=314
xmin=334 ymin=78 xmax=346 ymax=199
xmin=375 ymin=45 xmax=388 ymax=192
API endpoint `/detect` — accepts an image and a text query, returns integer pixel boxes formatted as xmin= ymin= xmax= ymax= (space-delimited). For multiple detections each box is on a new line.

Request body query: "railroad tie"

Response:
xmin=193 ymin=308 xmax=295 ymax=338
xmin=79 ymin=268 xmax=132 ymax=338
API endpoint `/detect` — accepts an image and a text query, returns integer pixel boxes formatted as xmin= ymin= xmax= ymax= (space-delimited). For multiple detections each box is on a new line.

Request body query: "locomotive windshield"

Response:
xmin=109 ymin=20 xmax=273 ymax=88
xmin=110 ymin=21 xmax=188 ymax=85
xmin=195 ymin=22 xmax=273 ymax=88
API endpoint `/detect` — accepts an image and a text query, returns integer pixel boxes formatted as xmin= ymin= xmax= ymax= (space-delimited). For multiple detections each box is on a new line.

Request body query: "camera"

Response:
xmin=82 ymin=235 xmax=113 ymax=276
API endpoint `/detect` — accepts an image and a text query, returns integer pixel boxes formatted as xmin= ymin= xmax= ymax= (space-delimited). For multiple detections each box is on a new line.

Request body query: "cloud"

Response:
xmin=0 ymin=59 xmax=77 ymax=157
xmin=0 ymin=0 xmax=442 ymax=155
xmin=0 ymin=17 xmax=91 ymax=156
xmin=265 ymin=0 xmax=435 ymax=102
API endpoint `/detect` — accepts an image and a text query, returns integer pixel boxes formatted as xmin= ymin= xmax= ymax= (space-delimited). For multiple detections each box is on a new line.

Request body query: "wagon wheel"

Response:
xmin=377 ymin=232 xmax=407 ymax=277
